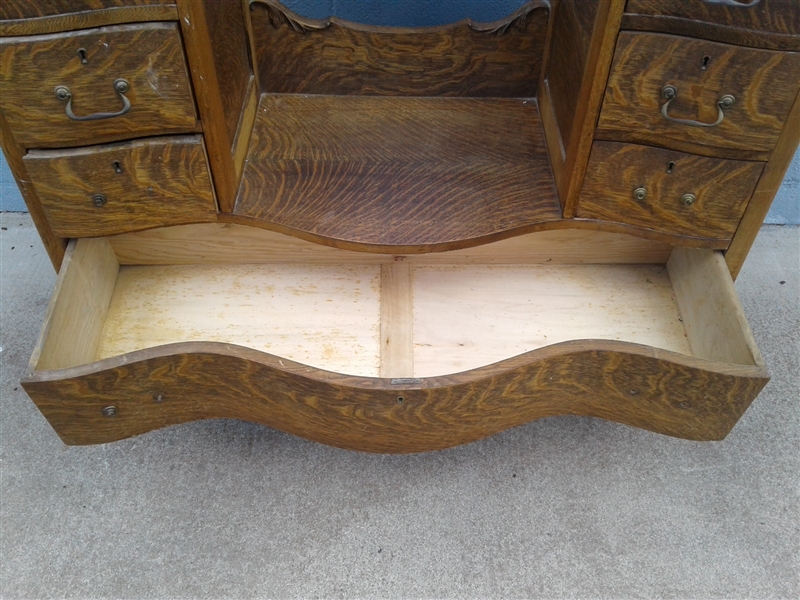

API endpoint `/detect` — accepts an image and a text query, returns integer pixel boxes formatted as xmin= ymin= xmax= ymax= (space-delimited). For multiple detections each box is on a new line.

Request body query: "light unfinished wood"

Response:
xmin=668 ymin=248 xmax=763 ymax=368
xmin=32 ymin=238 xmax=119 ymax=371
xmin=97 ymin=263 xmax=382 ymax=377
xmin=412 ymin=263 xmax=693 ymax=377
xmin=107 ymin=223 xmax=674 ymax=266
xmin=379 ymin=262 xmax=414 ymax=378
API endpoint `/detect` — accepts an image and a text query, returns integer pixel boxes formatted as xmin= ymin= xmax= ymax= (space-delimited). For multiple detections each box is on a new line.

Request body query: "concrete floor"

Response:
xmin=1 ymin=213 xmax=797 ymax=599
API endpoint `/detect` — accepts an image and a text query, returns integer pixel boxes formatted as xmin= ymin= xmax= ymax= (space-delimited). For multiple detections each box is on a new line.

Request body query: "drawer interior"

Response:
xmin=30 ymin=234 xmax=764 ymax=379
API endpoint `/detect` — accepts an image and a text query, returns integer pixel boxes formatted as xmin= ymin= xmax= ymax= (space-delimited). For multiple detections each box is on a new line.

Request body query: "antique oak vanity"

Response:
xmin=1 ymin=0 xmax=798 ymax=452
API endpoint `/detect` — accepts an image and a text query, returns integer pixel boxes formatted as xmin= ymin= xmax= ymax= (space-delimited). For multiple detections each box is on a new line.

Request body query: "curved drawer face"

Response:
xmin=624 ymin=0 xmax=800 ymax=51
xmin=0 ymin=0 xmax=171 ymax=21
xmin=22 ymin=237 xmax=767 ymax=450
xmin=0 ymin=22 xmax=196 ymax=149
xmin=23 ymin=136 xmax=217 ymax=237
xmin=596 ymin=32 xmax=800 ymax=156
xmin=577 ymin=141 xmax=764 ymax=241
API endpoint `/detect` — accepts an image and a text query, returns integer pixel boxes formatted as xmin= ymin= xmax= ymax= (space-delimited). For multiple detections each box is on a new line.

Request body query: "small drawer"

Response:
xmin=624 ymin=0 xmax=800 ymax=50
xmin=0 ymin=22 xmax=196 ymax=149
xmin=596 ymin=32 xmax=800 ymax=157
xmin=577 ymin=141 xmax=764 ymax=241
xmin=23 ymin=135 xmax=217 ymax=237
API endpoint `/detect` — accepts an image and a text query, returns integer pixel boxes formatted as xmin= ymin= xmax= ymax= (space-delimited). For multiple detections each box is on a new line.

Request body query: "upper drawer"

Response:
xmin=624 ymin=0 xmax=800 ymax=51
xmin=596 ymin=32 xmax=800 ymax=159
xmin=0 ymin=22 xmax=197 ymax=149
xmin=0 ymin=0 xmax=172 ymax=21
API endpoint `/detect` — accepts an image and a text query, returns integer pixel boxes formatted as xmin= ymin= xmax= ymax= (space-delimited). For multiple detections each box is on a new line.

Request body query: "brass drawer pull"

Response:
xmin=681 ymin=193 xmax=696 ymax=206
xmin=54 ymin=79 xmax=132 ymax=122
xmin=660 ymin=85 xmax=735 ymax=128
xmin=702 ymin=0 xmax=760 ymax=6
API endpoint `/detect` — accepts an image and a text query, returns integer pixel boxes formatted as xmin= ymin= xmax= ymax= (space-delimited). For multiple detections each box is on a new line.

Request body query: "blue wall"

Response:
xmin=2 ymin=0 xmax=797 ymax=221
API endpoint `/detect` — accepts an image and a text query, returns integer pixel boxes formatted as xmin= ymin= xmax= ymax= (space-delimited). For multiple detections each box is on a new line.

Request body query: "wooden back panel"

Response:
xmin=249 ymin=0 xmax=550 ymax=97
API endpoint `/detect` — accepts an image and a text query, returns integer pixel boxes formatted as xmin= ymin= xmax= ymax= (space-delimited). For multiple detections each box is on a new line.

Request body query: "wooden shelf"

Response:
xmin=233 ymin=94 xmax=561 ymax=251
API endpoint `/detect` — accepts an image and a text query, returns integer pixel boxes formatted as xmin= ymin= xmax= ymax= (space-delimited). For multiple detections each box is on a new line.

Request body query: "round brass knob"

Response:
xmin=633 ymin=187 xmax=647 ymax=201
xmin=681 ymin=193 xmax=696 ymax=206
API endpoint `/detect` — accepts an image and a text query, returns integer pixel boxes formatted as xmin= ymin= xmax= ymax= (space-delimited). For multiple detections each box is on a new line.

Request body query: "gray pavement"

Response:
xmin=1 ymin=213 xmax=798 ymax=599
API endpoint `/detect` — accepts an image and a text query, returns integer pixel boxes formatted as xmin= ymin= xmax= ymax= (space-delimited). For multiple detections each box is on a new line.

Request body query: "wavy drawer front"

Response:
xmin=22 ymin=236 xmax=768 ymax=451
xmin=0 ymin=22 xmax=196 ymax=148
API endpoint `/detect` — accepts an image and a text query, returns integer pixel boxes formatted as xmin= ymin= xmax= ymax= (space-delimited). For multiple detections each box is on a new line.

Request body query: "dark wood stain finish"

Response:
xmin=624 ymin=0 xmax=800 ymax=52
xmin=0 ymin=23 xmax=197 ymax=149
xmin=0 ymin=5 xmax=178 ymax=37
xmin=250 ymin=0 xmax=550 ymax=97
xmin=22 ymin=341 xmax=768 ymax=451
xmin=0 ymin=0 xmax=171 ymax=20
xmin=24 ymin=136 xmax=217 ymax=238
xmin=578 ymin=142 xmax=764 ymax=241
xmin=597 ymin=32 xmax=800 ymax=156
xmin=234 ymin=95 xmax=561 ymax=249
xmin=543 ymin=0 xmax=599 ymax=152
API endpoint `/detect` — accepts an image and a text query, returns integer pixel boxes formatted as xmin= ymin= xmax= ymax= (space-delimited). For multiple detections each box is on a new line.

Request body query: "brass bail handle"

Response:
xmin=660 ymin=85 xmax=735 ymax=128
xmin=54 ymin=79 xmax=132 ymax=122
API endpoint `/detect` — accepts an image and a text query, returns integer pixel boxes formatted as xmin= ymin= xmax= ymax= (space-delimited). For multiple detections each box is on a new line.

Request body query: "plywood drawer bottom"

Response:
xmin=22 ymin=236 xmax=768 ymax=452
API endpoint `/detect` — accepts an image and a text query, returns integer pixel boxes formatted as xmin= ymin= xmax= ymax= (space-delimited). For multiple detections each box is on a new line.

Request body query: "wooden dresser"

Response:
xmin=1 ymin=0 xmax=798 ymax=452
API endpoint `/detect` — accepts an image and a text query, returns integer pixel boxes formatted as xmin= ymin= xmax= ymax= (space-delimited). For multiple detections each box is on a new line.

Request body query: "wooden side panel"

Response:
xmin=623 ymin=0 xmax=800 ymax=51
xmin=234 ymin=95 xmax=561 ymax=250
xmin=0 ymin=4 xmax=177 ymax=37
xmin=178 ymin=0 xmax=254 ymax=213
xmin=31 ymin=239 xmax=119 ymax=371
xmin=596 ymin=33 xmax=800 ymax=156
xmin=249 ymin=0 xmax=550 ymax=97
xmin=0 ymin=23 xmax=197 ymax=149
xmin=22 ymin=342 xmax=768 ymax=450
xmin=0 ymin=113 xmax=65 ymax=270
xmin=726 ymin=89 xmax=800 ymax=278
xmin=668 ymin=248 xmax=764 ymax=368
xmin=24 ymin=136 xmax=217 ymax=237
xmin=538 ymin=0 xmax=626 ymax=215
xmin=578 ymin=141 xmax=764 ymax=241
xmin=542 ymin=0 xmax=599 ymax=153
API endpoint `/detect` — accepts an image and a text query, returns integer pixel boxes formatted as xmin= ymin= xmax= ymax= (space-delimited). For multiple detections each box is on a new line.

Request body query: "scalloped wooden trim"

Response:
xmin=23 ymin=340 xmax=768 ymax=450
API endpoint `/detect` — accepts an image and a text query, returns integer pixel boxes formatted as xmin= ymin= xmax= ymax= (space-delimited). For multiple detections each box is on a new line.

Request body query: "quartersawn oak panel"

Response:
xmin=623 ymin=0 xmax=800 ymax=52
xmin=596 ymin=32 xmax=800 ymax=155
xmin=250 ymin=0 xmax=550 ymax=97
xmin=0 ymin=23 xmax=197 ymax=149
xmin=24 ymin=135 xmax=217 ymax=238
xmin=543 ymin=0 xmax=599 ymax=153
xmin=578 ymin=142 xmax=764 ymax=241
xmin=22 ymin=341 xmax=768 ymax=450
xmin=235 ymin=95 xmax=560 ymax=249
xmin=0 ymin=3 xmax=177 ymax=37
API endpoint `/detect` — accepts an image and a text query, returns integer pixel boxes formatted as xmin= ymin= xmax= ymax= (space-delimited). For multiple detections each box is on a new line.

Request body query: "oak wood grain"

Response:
xmin=250 ymin=0 xmax=550 ymax=97
xmin=577 ymin=142 xmax=764 ymax=241
xmin=22 ymin=340 xmax=768 ymax=450
xmin=596 ymin=32 xmax=800 ymax=155
xmin=179 ymin=0 xmax=254 ymax=213
xmin=0 ymin=23 xmax=197 ymax=149
xmin=234 ymin=95 xmax=561 ymax=249
xmin=538 ymin=0 xmax=626 ymax=216
xmin=0 ymin=0 xmax=170 ymax=20
xmin=0 ymin=5 xmax=177 ymax=37
xmin=24 ymin=135 xmax=217 ymax=238
xmin=726 ymin=88 xmax=800 ymax=278
xmin=623 ymin=0 xmax=800 ymax=52
xmin=0 ymin=111 xmax=65 ymax=270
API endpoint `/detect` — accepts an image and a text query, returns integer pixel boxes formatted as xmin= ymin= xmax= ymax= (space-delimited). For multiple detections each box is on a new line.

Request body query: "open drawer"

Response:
xmin=22 ymin=226 xmax=768 ymax=453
